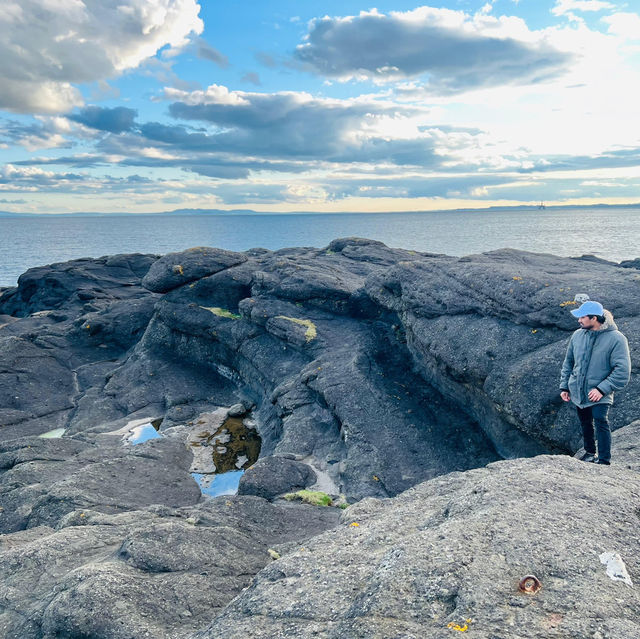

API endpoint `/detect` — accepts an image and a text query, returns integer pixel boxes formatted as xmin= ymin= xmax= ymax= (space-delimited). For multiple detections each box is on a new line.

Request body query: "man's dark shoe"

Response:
xmin=596 ymin=459 xmax=611 ymax=465
xmin=579 ymin=452 xmax=597 ymax=463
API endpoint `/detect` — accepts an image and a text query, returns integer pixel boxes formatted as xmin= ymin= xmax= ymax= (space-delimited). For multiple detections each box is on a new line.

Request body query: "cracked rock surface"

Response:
xmin=0 ymin=434 xmax=340 ymax=639
xmin=195 ymin=451 xmax=640 ymax=639
xmin=1 ymin=239 xmax=639 ymax=638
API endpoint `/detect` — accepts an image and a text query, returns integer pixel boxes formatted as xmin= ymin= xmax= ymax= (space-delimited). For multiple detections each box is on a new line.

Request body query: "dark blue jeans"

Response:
xmin=577 ymin=403 xmax=611 ymax=462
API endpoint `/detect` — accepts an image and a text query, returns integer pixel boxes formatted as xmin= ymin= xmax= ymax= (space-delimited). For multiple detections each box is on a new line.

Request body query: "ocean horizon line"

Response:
xmin=3 ymin=202 xmax=640 ymax=218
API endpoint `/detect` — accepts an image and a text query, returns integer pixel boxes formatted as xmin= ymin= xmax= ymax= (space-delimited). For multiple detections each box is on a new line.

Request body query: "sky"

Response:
xmin=1 ymin=0 xmax=640 ymax=214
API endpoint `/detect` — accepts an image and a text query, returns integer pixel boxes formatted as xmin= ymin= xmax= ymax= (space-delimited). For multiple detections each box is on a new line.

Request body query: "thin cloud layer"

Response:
xmin=196 ymin=40 xmax=229 ymax=68
xmin=294 ymin=7 xmax=573 ymax=92
xmin=0 ymin=0 xmax=203 ymax=114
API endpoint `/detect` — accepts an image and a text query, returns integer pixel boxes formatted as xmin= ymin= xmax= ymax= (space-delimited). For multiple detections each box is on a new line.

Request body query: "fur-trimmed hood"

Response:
xmin=596 ymin=309 xmax=618 ymax=332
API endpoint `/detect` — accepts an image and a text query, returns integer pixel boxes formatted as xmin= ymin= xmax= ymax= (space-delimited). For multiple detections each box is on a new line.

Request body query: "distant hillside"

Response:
xmin=2 ymin=203 xmax=640 ymax=218
xmin=0 ymin=208 xmax=258 ymax=218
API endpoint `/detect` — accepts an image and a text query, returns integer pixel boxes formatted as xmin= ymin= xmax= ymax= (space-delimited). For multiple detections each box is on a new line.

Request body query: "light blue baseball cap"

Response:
xmin=570 ymin=300 xmax=604 ymax=317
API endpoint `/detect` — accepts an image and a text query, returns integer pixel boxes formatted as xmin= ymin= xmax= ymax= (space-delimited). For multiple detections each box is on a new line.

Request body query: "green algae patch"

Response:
xmin=275 ymin=316 xmax=317 ymax=342
xmin=284 ymin=490 xmax=332 ymax=507
xmin=200 ymin=306 xmax=241 ymax=320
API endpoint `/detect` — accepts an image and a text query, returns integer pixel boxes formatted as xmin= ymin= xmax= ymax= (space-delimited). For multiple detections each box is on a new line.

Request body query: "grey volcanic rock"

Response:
xmin=0 ymin=253 xmax=157 ymax=317
xmin=142 ymin=246 xmax=247 ymax=293
xmin=0 ymin=250 xmax=239 ymax=440
xmin=0 ymin=336 xmax=76 ymax=436
xmin=0 ymin=253 xmax=164 ymax=439
xmin=365 ymin=248 xmax=640 ymax=454
xmin=238 ymin=455 xmax=318 ymax=500
xmin=3 ymin=240 xmax=640 ymax=500
xmin=70 ymin=295 xmax=158 ymax=350
xmin=609 ymin=419 xmax=640 ymax=472
xmin=1 ymin=501 xmax=340 ymax=639
xmin=0 ymin=434 xmax=199 ymax=532
xmin=193 ymin=455 xmax=640 ymax=639
xmin=2 ymin=240 xmax=640 ymax=639
xmin=0 ymin=433 xmax=340 ymax=639
xmin=136 ymin=241 xmax=505 ymax=500
xmin=619 ymin=257 xmax=640 ymax=269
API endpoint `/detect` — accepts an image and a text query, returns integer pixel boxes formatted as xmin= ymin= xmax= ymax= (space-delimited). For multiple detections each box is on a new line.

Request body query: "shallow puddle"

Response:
xmin=39 ymin=428 xmax=66 ymax=439
xmin=128 ymin=423 xmax=163 ymax=445
xmin=190 ymin=415 xmax=261 ymax=497
xmin=192 ymin=470 xmax=246 ymax=497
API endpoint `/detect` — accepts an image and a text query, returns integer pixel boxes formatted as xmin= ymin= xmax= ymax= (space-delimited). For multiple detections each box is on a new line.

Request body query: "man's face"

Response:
xmin=578 ymin=315 xmax=598 ymax=330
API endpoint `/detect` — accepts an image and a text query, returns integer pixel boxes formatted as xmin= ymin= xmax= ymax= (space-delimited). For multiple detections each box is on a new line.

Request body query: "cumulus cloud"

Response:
xmin=293 ymin=7 xmax=572 ymax=93
xmin=0 ymin=163 xmax=84 ymax=188
xmin=602 ymin=12 xmax=640 ymax=40
xmin=0 ymin=0 xmax=203 ymax=114
xmin=13 ymin=154 xmax=113 ymax=169
xmin=0 ymin=162 xmax=181 ymax=196
xmin=68 ymin=106 xmax=138 ymax=133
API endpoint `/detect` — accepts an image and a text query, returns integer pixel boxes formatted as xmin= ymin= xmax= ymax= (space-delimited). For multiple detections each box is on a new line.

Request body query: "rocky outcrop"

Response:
xmin=1 ymin=240 xmax=639 ymax=639
xmin=142 ymin=246 xmax=247 ymax=293
xmin=0 ymin=432 xmax=340 ymax=639
xmin=1 ymin=240 xmax=639 ymax=501
xmin=0 ymin=253 xmax=239 ymax=440
xmin=195 ymin=451 xmax=640 ymax=639
xmin=609 ymin=418 xmax=640 ymax=472
xmin=238 ymin=455 xmax=318 ymax=500
xmin=0 ymin=253 xmax=157 ymax=317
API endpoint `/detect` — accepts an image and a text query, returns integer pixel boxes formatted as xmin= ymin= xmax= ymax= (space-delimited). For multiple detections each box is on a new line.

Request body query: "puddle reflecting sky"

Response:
xmin=192 ymin=470 xmax=245 ymax=497
xmin=190 ymin=415 xmax=261 ymax=497
xmin=122 ymin=414 xmax=260 ymax=497
xmin=39 ymin=428 xmax=66 ymax=439
xmin=128 ymin=423 xmax=163 ymax=445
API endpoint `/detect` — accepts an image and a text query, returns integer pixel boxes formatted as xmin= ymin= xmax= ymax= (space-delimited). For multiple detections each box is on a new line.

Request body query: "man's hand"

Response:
xmin=560 ymin=391 xmax=571 ymax=402
xmin=588 ymin=388 xmax=604 ymax=402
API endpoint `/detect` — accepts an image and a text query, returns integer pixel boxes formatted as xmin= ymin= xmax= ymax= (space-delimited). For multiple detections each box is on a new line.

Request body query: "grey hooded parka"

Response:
xmin=559 ymin=310 xmax=631 ymax=408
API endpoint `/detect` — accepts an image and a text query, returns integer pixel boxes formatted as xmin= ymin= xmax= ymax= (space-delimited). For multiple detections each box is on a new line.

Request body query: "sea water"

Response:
xmin=1 ymin=207 xmax=639 ymax=286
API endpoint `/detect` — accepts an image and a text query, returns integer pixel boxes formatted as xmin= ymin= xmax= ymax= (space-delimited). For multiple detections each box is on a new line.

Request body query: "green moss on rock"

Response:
xmin=200 ymin=306 xmax=241 ymax=320
xmin=283 ymin=490 xmax=332 ymax=507
xmin=275 ymin=316 xmax=317 ymax=341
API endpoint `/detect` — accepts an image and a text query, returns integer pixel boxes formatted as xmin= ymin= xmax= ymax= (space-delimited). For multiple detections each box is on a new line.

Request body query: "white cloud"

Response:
xmin=552 ymin=1 xmax=615 ymax=16
xmin=602 ymin=12 xmax=640 ymax=40
xmin=0 ymin=0 xmax=203 ymax=114
xmin=163 ymin=85 xmax=250 ymax=106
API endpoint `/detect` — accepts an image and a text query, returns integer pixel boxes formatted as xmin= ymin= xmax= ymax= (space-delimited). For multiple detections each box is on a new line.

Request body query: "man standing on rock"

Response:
xmin=560 ymin=299 xmax=631 ymax=465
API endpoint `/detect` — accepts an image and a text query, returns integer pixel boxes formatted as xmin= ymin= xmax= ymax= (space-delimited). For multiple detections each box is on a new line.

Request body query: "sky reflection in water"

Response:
xmin=192 ymin=471 xmax=245 ymax=497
